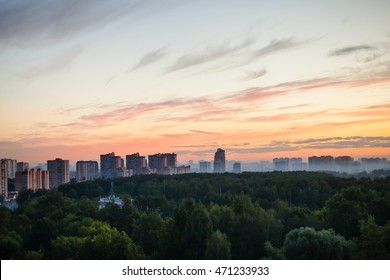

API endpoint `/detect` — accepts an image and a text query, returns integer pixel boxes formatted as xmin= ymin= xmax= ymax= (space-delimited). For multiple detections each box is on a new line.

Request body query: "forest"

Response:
xmin=1 ymin=171 xmax=389 ymax=260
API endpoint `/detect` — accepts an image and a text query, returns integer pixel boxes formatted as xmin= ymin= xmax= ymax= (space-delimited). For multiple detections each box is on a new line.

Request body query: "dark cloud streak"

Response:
xmin=166 ymin=38 xmax=255 ymax=72
xmin=328 ymin=45 xmax=375 ymax=56
xmin=242 ymin=68 xmax=267 ymax=81
xmin=131 ymin=47 xmax=167 ymax=71
xmin=253 ymin=37 xmax=297 ymax=57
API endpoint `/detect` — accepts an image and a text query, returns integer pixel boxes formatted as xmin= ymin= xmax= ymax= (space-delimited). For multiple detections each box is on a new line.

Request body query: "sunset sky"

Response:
xmin=1 ymin=0 xmax=390 ymax=166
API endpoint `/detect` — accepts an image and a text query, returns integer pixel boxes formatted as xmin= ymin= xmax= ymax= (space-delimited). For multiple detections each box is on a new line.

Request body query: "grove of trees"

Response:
xmin=1 ymin=171 xmax=389 ymax=259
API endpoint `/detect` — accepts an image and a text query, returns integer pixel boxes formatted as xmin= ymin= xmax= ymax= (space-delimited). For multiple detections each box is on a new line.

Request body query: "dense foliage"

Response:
xmin=1 ymin=171 xmax=389 ymax=259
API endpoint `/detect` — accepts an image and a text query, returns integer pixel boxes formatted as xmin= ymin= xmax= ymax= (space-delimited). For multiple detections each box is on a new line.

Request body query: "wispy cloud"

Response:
xmin=166 ymin=38 xmax=255 ymax=72
xmin=184 ymin=136 xmax=390 ymax=156
xmin=290 ymin=136 xmax=390 ymax=149
xmin=241 ymin=68 xmax=267 ymax=81
xmin=131 ymin=47 xmax=167 ymax=71
xmin=189 ymin=130 xmax=221 ymax=135
xmin=105 ymin=74 xmax=118 ymax=86
xmin=17 ymin=46 xmax=83 ymax=81
xmin=252 ymin=37 xmax=297 ymax=57
xmin=49 ymin=70 xmax=390 ymax=130
xmin=328 ymin=45 xmax=375 ymax=56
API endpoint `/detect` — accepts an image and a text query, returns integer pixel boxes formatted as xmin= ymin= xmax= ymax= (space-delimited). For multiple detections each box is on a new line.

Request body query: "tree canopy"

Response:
xmin=1 ymin=171 xmax=389 ymax=259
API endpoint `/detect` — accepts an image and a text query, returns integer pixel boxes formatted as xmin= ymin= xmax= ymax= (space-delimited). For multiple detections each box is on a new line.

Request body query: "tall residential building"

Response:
xmin=76 ymin=161 xmax=99 ymax=181
xmin=174 ymin=165 xmax=191 ymax=174
xmin=308 ymin=156 xmax=334 ymax=172
xmin=47 ymin=158 xmax=70 ymax=188
xmin=0 ymin=159 xmax=8 ymax=198
xmin=290 ymin=157 xmax=307 ymax=171
xmin=233 ymin=162 xmax=241 ymax=173
xmin=148 ymin=153 xmax=177 ymax=174
xmin=166 ymin=153 xmax=177 ymax=168
xmin=360 ymin=157 xmax=388 ymax=172
xmin=213 ymin=148 xmax=226 ymax=173
xmin=15 ymin=168 xmax=49 ymax=192
xmin=126 ymin=153 xmax=147 ymax=175
xmin=17 ymin=162 xmax=29 ymax=172
xmin=335 ymin=156 xmax=353 ymax=173
xmin=1 ymin=159 xmax=17 ymax=179
xmin=273 ymin=158 xmax=290 ymax=171
xmin=100 ymin=152 xmax=122 ymax=179
xmin=199 ymin=161 xmax=211 ymax=173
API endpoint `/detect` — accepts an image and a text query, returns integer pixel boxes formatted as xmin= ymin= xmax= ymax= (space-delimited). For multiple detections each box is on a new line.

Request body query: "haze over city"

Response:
xmin=1 ymin=0 xmax=390 ymax=166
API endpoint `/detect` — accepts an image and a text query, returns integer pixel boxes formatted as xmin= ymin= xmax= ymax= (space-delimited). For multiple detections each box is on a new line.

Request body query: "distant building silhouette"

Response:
xmin=16 ymin=162 xmax=29 ymax=172
xmin=199 ymin=161 xmax=211 ymax=173
xmin=0 ymin=159 xmax=8 ymax=198
xmin=361 ymin=157 xmax=388 ymax=172
xmin=233 ymin=162 xmax=241 ymax=173
xmin=308 ymin=156 xmax=334 ymax=172
xmin=273 ymin=158 xmax=290 ymax=171
xmin=148 ymin=153 xmax=177 ymax=174
xmin=47 ymin=158 xmax=70 ymax=188
xmin=175 ymin=165 xmax=191 ymax=174
xmin=126 ymin=153 xmax=148 ymax=175
xmin=213 ymin=148 xmax=226 ymax=173
xmin=334 ymin=156 xmax=353 ymax=173
xmin=100 ymin=152 xmax=122 ymax=179
xmin=76 ymin=160 xmax=99 ymax=181
xmin=290 ymin=158 xmax=307 ymax=171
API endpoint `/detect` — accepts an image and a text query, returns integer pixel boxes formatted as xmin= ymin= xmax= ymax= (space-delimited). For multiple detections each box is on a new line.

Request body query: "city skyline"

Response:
xmin=3 ymin=150 xmax=389 ymax=173
xmin=1 ymin=0 xmax=390 ymax=165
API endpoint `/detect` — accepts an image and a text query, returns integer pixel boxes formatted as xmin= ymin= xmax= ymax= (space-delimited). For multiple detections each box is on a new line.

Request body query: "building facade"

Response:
xmin=47 ymin=158 xmax=70 ymax=188
xmin=174 ymin=165 xmax=191 ymax=174
xmin=1 ymin=159 xmax=17 ymax=179
xmin=17 ymin=162 xmax=29 ymax=172
xmin=100 ymin=152 xmax=122 ymax=179
xmin=308 ymin=156 xmax=334 ymax=172
xmin=148 ymin=153 xmax=177 ymax=174
xmin=213 ymin=148 xmax=226 ymax=173
xmin=233 ymin=162 xmax=241 ymax=173
xmin=76 ymin=161 xmax=99 ymax=181
xmin=199 ymin=161 xmax=211 ymax=173
xmin=15 ymin=168 xmax=49 ymax=191
xmin=334 ymin=156 xmax=353 ymax=173
xmin=126 ymin=153 xmax=148 ymax=175
xmin=273 ymin=158 xmax=290 ymax=171
xmin=0 ymin=159 xmax=8 ymax=198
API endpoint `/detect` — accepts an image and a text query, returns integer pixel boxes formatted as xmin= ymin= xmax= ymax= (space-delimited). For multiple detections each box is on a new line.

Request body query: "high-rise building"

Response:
xmin=1 ymin=159 xmax=17 ymax=179
xmin=126 ymin=153 xmax=148 ymax=175
xmin=76 ymin=161 xmax=99 ymax=181
xmin=174 ymin=165 xmax=191 ymax=174
xmin=308 ymin=156 xmax=334 ymax=172
xmin=166 ymin=153 xmax=177 ymax=168
xmin=273 ymin=158 xmax=290 ymax=171
xmin=213 ymin=148 xmax=226 ymax=173
xmin=47 ymin=158 xmax=70 ymax=188
xmin=335 ymin=156 xmax=353 ymax=173
xmin=360 ymin=157 xmax=388 ymax=172
xmin=100 ymin=152 xmax=122 ymax=179
xmin=233 ymin=162 xmax=241 ymax=173
xmin=0 ymin=159 xmax=8 ymax=198
xmin=290 ymin=158 xmax=307 ymax=171
xmin=15 ymin=168 xmax=49 ymax=191
xmin=199 ymin=161 xmax=211 ymax=173
xmin=17 ymin=162 xmax=29 ymax=172
xmin=148 ymin=153 xmax=177 ymax=174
